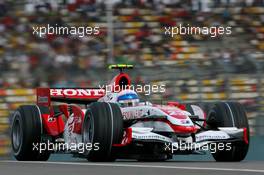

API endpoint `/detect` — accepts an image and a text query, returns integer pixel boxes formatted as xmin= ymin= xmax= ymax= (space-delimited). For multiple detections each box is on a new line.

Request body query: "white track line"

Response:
xmin=1 ymin=161 xmax=264 ymax=173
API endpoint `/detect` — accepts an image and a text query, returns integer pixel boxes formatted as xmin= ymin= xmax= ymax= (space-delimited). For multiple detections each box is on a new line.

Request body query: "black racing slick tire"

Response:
xmin=82 ymin=102 xmax=123 ymax=162
xmin=11 ymin=105 xmax=50 ymax=161
xmin=207 ymin=102 xmax=249 ymax=162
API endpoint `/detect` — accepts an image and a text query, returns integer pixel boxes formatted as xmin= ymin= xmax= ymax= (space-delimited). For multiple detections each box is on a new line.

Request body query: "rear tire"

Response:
xmin=207 ymin=102 xmax=249 ymax=162
xmin=82 ymin=102 xmax=123 ymax=161
xmin=11 ymin=105 xmax=50 ymax=161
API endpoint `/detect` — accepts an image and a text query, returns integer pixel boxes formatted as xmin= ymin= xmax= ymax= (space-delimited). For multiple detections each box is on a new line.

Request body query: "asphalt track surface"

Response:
xmin=1 ymin=159 xmax=264 ymax=175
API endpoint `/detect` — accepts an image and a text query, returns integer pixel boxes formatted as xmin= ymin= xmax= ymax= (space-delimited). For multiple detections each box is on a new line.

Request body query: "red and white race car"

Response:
xmin=11 ymin=65 xmax=249 ymax=162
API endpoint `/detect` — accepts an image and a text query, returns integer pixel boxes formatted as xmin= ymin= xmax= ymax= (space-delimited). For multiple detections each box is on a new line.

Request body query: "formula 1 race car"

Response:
xmin=11 ymin=64 xmax=249 ymax=162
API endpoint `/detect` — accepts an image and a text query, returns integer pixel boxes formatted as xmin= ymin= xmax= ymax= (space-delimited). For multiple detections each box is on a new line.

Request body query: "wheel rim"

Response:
xmin=12 ymin=117 xmax=22 ymax=150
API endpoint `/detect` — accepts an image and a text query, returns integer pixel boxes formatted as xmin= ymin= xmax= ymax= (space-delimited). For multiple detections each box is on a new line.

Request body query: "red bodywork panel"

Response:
xmin=41 ymin=114 xmax=65 ymax=136
xmin=243 ymin=128 xmax=249 ymax=144
xmin=36 ymin=88 xmax=100 ymax=137
xmin=39 ymin=105 xmax=85 ymax=137
xmin=70 ymin=105 xmax=84 ymax=134
xmin=37 ymin=88 xmax=51 ymax=107
xmin=154 ymin=104 xmax=188 ymax=120
xmin=167 ymin=101 xmax=186 ymax=110
xmin=113 ymin=128 xmax=133 ymax=147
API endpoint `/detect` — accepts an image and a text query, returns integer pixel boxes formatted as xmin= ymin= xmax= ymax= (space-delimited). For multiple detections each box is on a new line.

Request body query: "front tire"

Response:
xmin=82 ymin=102 xmax=123 ymax=161
xmin=207 ymin=102 xmax=249 ymax=162
xmin=11 ymin=105 xmax=50 ymax=161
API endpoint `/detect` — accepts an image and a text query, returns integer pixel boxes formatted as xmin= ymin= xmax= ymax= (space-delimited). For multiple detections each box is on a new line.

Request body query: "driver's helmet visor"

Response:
xmin=117 ymin=93 xmax=139 ymax=107
xmin=118 ymin=99 xmax=139 ymax=107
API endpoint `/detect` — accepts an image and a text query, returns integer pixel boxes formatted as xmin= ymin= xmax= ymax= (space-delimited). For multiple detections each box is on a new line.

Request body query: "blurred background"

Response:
xmin=0 ymin=0 xmax=264 ymax=158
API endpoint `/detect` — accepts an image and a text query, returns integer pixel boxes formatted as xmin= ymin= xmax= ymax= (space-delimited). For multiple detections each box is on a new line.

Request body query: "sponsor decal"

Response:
xmin=37 ymin=96 xmax=49 ymax=103
xmin=132 ymin=133 xmax=171 ymax=142
xmin=195 ymin=131 xmax=230 ymax=142
xmin=50 ymin=89 xmax=105 ymax=98
xmin=196 ymin=135 xmax=228 ymax=141
xmin=122 ymin=110 xmax=145 ymax=120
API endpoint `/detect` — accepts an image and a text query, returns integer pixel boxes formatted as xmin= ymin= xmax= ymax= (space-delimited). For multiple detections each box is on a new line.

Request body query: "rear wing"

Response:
xmin=36 ymin=88 xmax=105 ymax=106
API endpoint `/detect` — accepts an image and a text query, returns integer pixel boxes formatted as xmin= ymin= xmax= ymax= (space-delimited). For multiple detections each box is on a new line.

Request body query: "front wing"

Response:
xmin=114 ymin=127 xmax=248 ymax=153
